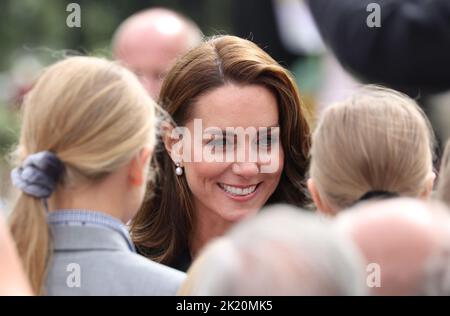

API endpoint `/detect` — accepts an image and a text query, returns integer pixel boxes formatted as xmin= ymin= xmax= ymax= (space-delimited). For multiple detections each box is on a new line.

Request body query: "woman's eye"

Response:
xmin=207 ymin=138 xmax=232 ymax=148
xmin=257 ymin=135 xmax=278 ymax=148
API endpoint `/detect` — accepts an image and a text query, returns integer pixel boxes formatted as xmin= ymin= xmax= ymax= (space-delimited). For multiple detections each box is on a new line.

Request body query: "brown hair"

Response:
xmin=310 ymin=85 xmax=435 ymax=210
xmin=9 ymin=56 xmax=156 ymax=294
xmin=131 ymin=35 xmax=312 ymax=266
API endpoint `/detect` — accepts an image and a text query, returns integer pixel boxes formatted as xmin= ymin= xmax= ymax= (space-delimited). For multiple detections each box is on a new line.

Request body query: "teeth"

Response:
xmin=220 ymin=184 xmax=257 ymax=196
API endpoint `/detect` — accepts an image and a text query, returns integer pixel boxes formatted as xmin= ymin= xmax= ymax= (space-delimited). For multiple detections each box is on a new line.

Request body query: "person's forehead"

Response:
xmin=119 ymin=26 xmax=188 ymax=53
xmin=117 ymin=35 xmax=188 ymax=74
xmin=190 ymin=84 xmax=279 ymax=128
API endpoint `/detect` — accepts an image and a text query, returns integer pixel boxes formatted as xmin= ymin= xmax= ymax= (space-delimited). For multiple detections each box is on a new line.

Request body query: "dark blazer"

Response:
xmin=308 ymin=0 xmax=450 ymax=95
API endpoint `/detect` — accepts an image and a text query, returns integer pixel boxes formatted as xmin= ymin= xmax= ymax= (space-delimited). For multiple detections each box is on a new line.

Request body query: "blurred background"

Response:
xmin=0 ymin=0 xmax=331 ymax=212
xmin=0 ymin=0 xmax=449 ymax=214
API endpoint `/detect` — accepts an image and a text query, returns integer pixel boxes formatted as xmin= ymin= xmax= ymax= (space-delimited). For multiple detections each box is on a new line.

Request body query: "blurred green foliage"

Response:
xmin=0 ymin=105 xmax=19 ymax=156
xmin=0 ymin=0 xmax=233 ymax=70
xmin=0 ymin=0 xmax=234 ymax=158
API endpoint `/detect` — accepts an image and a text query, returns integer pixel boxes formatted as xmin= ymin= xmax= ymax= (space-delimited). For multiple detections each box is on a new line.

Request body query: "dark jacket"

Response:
xmin=308 ymin=0 xmax=450 ymax=95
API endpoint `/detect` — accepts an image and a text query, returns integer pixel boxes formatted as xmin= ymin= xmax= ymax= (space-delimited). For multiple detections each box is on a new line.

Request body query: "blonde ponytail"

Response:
xmin=9 ymin=195 xmax=50 ymax=294
xmin=9 ymin=56 xmax=156 ymax=295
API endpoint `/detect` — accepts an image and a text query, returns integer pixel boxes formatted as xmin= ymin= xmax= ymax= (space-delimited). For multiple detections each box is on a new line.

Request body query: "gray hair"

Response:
xmin=335 ymin=197 xmax=450 ymax=296
xmin=180 ymin=205 xmax=367 ymax=296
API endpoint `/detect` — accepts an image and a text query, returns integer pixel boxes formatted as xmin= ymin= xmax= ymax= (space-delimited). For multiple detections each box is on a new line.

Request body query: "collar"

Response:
xmin=47 ymin=209 xmax=136 ymax=253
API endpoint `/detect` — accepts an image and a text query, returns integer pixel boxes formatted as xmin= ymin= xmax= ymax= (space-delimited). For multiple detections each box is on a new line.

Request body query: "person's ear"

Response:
xmin=307 ymin=178 xmax=336 ymax=216
xmin=161 ymin=121 xmax=184 ymax=164
xmin=420 ymin=171 xmax=436 ymax=199
xmin=129 ymin=146 xmax=153 ymax=187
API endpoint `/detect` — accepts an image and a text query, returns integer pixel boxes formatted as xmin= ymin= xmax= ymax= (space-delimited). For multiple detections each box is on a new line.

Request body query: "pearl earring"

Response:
xmin=175 ymin=162 xmax=183 ymax=176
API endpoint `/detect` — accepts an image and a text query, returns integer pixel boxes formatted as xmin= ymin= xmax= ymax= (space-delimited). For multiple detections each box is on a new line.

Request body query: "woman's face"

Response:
xmin=180 ymin=83 xmax=284 ymax=224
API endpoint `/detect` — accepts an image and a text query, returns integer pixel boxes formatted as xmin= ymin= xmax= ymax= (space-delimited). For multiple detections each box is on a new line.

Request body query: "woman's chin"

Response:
xmin=217 ymin=205 xmax=260 ymax=223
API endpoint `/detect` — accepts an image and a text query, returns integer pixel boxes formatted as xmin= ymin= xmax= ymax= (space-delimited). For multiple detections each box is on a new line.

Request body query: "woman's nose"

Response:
xmin=232 ymin=162 xmax=259 ymax=178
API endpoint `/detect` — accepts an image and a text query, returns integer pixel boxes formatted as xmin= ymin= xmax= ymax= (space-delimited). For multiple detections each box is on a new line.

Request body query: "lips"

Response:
xmin=218 ymin=183 xmax=260 ymax=196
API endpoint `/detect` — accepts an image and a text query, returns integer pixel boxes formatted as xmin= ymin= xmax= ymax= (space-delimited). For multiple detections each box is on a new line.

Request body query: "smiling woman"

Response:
xmin=180 ymin=83 xmax=284 ymax=228
xmin=131 ymin=35 xmax=312 ymax=272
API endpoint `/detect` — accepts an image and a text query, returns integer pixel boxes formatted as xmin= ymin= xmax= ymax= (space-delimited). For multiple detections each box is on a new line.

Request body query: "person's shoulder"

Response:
xmin=124 ymin=251 xmax=185 ymax=279
xmin=48 ymin=249 xmax=185 ymax=295
xmin=106 ymin=251 xmax=186 ymax=295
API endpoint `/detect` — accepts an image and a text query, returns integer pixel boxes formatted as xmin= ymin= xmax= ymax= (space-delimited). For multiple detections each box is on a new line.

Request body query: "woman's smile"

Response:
xmin=217 ymin=182 xmax=262 ymax=201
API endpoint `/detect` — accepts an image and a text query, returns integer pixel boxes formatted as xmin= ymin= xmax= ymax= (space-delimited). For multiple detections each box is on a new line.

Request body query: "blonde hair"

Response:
xmin=310 ymin=85 xmax=434 ymax=210
xmin=9 ymin=56 xmax=156 ymax=295
xmin=436 ymin=140 xmax=450 ymax=206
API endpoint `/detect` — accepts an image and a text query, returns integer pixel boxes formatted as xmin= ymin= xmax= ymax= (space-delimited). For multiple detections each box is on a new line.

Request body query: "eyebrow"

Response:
xmin=204 ymin=125 xmax=280 ymax=138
